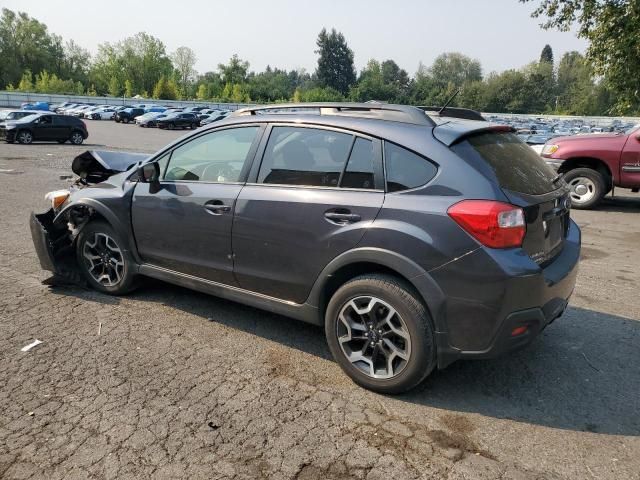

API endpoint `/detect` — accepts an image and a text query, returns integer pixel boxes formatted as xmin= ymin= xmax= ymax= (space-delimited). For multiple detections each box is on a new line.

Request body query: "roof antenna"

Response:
xmin=438 ymin=89 xmax=461 ymax=115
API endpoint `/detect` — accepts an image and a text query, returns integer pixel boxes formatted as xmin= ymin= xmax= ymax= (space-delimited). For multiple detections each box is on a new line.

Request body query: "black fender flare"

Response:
xmin=305 ymin=247 xmax=448 ymax=335
xmin=53 ymin=198 xmax=140 ymax=263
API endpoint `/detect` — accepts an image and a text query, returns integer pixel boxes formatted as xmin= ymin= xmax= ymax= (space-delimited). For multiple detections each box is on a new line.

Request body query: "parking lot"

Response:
xmin=0 ymin=120 xmax=639 ymax=480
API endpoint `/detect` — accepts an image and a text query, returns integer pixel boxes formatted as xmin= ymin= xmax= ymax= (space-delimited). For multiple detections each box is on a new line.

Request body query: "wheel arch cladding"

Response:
xmin=307 ymin=247 xmax=448 ymax=335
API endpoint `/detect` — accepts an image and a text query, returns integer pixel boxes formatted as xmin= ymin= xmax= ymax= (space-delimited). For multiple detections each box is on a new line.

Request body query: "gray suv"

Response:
xmin=30 ymin=103 xmax=581 ymax=393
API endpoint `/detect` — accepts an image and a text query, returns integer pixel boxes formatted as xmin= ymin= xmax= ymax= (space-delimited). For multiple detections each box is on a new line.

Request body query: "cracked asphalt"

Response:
xmin=0 ymin=121 xmax=639 ymax=480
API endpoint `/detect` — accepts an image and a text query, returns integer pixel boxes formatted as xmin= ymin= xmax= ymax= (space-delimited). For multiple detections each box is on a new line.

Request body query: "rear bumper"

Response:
xmin=433 ymin=219 xmax=581 ymax=368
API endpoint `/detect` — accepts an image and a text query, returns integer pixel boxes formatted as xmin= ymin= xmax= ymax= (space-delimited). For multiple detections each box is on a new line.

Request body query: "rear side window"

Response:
xmin=258 ymin=126 xmax=353 ymax=187
xmin=384 ymin=142 xmax=437 ymax=192
xmin=451 ymin=132 xmax=556 ymax=195
xmin=341 ymin=138 xmax=375 ymax=190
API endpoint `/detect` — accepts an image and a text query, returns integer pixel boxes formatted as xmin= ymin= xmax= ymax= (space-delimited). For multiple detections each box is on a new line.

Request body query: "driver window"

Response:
xmin=163 ymin=127 xmax=259 ymax=182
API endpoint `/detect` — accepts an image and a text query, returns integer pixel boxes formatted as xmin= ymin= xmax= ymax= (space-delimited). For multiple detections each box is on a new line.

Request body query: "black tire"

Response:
xmin=76 ymin=221 xmax=137 ymax=295
xmin=325 ymin=274 xmax=436 ymax=394
xmin=70 ymin=130 xmax=84 ymax=145
xmin=169 ymin=122 xmax=176 ymax=130
xmin=123 ymin=117 xmax=130 ymax=124
xmin=17 ymin=130 xmax=33 ymax=144
xmin=563 ymin=167 xmax=606 ymax=210
xmin=115 ymin=118 xmax=121 ymax=123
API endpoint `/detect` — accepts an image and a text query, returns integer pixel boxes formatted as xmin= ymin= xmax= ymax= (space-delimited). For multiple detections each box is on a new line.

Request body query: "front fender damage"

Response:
xmin=29 ymin=206 xmax=95 ymax=286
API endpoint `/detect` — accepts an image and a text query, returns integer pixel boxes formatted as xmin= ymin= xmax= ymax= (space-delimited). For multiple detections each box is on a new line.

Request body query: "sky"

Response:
xmin=1 ymin=0 xmax=587 ymax=76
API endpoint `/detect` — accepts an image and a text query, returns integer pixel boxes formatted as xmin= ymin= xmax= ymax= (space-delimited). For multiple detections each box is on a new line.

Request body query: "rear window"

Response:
xmin=451 ymin=132 xmax=557 ymax=195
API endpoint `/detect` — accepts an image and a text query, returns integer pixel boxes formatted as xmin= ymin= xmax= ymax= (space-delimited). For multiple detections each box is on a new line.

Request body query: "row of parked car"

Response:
xmin=51 ymin=102 xmax=231 ymax=129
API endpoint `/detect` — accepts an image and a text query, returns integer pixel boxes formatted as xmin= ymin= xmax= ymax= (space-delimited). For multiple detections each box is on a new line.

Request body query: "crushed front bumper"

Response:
xmin=30 ymin=209 xmax=60 ymax=273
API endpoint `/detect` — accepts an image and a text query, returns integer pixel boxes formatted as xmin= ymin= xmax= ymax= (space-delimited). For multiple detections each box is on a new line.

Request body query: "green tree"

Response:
xmin=540 ymin=44 xmax=554 ymax=64
xmin=522 ymin=0 xmax=640 ymax=113
xmin=125 ymin=79 xmax=133 ymax=97
xmin=172 ymin=46 xmax=197 ymax=91
xmin=0 ymin=8 xmax=65 ymax=88
xmin=218 ymin=54 xmax=249 ymax=84
xmin=17 ymin=70 xmax=33 ymax=91
xmin=108 ymin=76 xmax=121 ymax=96
xmin=300 ymin=86 xmax=344 ymax=102
xmin=430 ymin=52 xmax=482 ymax=89
xmin=196 ymin=83 xmax=208 ymax=100
xmin=152 ymin=75 xmax=178 ymax=100
xmin=314 ymin=28 xmax=356 ymax=95
xmin=91 ymin=32 xmax=173 ymax=96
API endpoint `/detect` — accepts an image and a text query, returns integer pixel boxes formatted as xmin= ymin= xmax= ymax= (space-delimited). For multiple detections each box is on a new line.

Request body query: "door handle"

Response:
xmin=324 ymin=211 xmax=361 ymax=224
xmin=204 ymin=201 xmax=231 ymax=215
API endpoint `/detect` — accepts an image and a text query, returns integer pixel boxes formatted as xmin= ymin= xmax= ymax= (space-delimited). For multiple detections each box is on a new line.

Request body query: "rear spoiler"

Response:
xmin=433 ymin=123 xmax=515 ymax=147
xmin=418 ymin=106 xmax=486 ymax=122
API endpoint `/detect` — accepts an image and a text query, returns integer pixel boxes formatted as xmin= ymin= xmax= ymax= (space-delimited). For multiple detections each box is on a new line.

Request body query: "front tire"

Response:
xmin=76 ymin=221 xmax=137 ymax=295
xmin=17 ymin=130 xmax=33 ymax=144
xmin=325 ymin=274 xmax=436 ymax=394
xmin=563 ymin=168 xmax=606 ymax=209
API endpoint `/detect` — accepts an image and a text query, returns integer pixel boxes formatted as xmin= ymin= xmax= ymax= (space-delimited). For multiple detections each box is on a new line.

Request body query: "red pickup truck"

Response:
xmin=541 ymin=124 xmax=640 ymax=209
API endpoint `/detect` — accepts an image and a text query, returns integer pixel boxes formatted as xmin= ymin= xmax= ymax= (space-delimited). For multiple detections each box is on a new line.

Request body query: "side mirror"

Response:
xmin=138 ymin=163 xmax=161 ymax=193
xmin=139 ymin=162 xmax=160 ymax=182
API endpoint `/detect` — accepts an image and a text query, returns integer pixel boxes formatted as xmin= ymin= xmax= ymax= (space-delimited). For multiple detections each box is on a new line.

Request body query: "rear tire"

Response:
xmin=76 ymin=221 xmax=137 ymax=295
xmin=123 ymin=117 xmax=130 ymax=124
xmin=325 ymin=274 xmax=436 ymax=394
xmin=70 ymin=130 xmax=84 ymax=145
xmin=169 ymin=122 xmax=176 ymax=130
xmin=563 ymin=168 xmax=606 ymax=209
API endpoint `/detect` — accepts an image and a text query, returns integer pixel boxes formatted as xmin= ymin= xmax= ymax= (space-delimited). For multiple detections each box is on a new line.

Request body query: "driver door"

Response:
xmin=33 ymin=115 xmax=56 ymax=141
xmin=131 ymin=125 xmax=264 ymax=285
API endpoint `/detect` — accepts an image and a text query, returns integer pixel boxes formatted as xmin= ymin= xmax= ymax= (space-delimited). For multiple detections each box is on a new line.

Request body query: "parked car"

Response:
xmin=52 ymin=102 xmax=76 ymax=113
xmin=57 ymin=103 xmax=82 ymax=114
xmin=0 ymin=112 xmax=88 ymax=145
xmin=156 ymin=112 xmax=199 ymax=129
xmin=89 ymin=107 xmax=117 ymax=120
xmin=22 ymin=102 xmax=51 ymax=111
xmin=199 ymin=111 xmax=231 ymax=126
xmin=541 ymin=124 xmax=640 ymax=208
xmin=136 ymin=112 xmax=168 ymax=127
xmin=0 ymin=110 xmax=37 ymax=123
xmin=114 ymin=108 xmax=145 ymax=123
xmin=66 ymin=105 xmax=93 ymax=116
xmin=144 ymin=106 xmax=166 ymax=113
xmin=29 ymin=103 xmax=580 ymax=393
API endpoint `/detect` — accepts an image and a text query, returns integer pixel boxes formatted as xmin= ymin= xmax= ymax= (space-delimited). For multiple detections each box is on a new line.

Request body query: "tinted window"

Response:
xmin=53 ymin=116 xmax=68 ymax=125
xmin=164 ymin=127 xmax=258 ymax=182
xmin=258 ymin=126 xmax=352 ymax=187
xmin=384 ymin=142 xmax=437 ymax=192
xmin=451 ymin=132 xmax=556 ymax=195
xmin=341 ymin=138 xmax=375 ymax=190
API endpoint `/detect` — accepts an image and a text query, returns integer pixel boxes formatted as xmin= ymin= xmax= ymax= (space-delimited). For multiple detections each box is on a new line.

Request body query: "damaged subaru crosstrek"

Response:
xmin=30 ymin=103 xmax=581 ymax=393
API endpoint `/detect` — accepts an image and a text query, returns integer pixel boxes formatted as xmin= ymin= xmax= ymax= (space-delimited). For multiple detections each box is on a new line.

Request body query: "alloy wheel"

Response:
xmin=336 ymin=296 xmax=411 ymax=379
xmin=71 ymin=132 xmax=83 ymax=144
xmin=82 ymin=232 xmax=125 ymax=287
xmin=18 ymin=131 xmax=33 ymax=144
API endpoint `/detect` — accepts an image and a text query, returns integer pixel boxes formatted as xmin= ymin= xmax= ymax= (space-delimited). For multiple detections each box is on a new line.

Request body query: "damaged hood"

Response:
xmin=72 ymin=150 xmax=150 ymax=183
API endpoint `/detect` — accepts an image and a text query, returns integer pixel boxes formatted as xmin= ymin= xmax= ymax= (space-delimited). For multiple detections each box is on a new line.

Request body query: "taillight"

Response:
xmin=447 ymin=200 xmax=526 ymax=248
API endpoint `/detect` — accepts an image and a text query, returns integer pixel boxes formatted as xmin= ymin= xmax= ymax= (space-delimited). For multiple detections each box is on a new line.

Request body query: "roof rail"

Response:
xmin=419 ymin=106 xmax=486 ymax=122
xmin=232 ymin=102 xmax=436 ymax=126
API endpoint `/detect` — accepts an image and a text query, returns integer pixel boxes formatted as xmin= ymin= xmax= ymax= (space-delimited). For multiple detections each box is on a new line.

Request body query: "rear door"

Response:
xmin=232 ymin=124 xmax=385 ymax=303
xmin=452 ymin=131 xmax=570 ymax=265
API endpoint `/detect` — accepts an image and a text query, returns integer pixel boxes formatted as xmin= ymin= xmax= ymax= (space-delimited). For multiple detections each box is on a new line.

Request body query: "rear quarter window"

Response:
xmin=384 ymin=142 xmax=438 ymax=192
xmin=451 ymin=132 xmax=557 ymax=195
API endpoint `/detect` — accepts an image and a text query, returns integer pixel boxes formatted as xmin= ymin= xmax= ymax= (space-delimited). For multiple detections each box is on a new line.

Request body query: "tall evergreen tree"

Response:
xmin=314 ymin=28 xmax=356 ymax=96
xmin=540 ymin=44 xmax=554 ymax=64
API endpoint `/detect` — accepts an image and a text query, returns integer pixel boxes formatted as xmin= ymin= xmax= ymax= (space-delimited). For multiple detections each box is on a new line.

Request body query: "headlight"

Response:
xmin=45 ymin=189 xmax=70 ymax=209
xmin=541 ymin=144 xmax=559 ymax=156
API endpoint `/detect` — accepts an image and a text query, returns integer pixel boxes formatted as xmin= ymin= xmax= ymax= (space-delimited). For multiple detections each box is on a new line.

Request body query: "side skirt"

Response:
xmin=138 ymin=264 xmax=322 ymax=326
